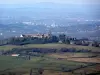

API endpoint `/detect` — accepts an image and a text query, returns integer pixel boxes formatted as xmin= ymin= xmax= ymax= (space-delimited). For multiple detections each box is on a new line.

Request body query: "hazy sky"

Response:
xmin=0 ymin=0 xmax=100 ymax=4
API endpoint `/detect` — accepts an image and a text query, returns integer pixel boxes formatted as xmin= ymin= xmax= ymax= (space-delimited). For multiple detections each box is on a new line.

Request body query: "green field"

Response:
xmin=0 ymin=56 xmax=26 ymax=71
xmin=0 ymin=56 xmax=89 ymax=75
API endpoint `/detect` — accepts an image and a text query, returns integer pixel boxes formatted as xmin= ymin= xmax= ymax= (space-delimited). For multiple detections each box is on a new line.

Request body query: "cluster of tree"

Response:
xmin=58 ymin=34 xmax=76 ymax=44
xmin=0 ymin=34 xmax=73 ymax=45
xmin=0 ymin=35 xmax=59 ymax=45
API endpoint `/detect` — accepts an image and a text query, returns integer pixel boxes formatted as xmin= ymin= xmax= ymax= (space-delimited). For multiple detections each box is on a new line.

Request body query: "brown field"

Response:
xmin=73 ymin=64 xmax=100 ymax=75
xmin=42 ymin=70 xmax=72 ymax=75
xmin=67 ymin=58 xmax=100 ymax=63
xmin=49 ymin=53 xmax=97 ymax=58
xmin=48 ymin=53 xmax=100 ymax=63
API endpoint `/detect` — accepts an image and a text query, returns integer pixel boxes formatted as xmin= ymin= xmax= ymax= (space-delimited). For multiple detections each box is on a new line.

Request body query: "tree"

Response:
xmin=30 ymin=68 xmax=33 ymax=75
xmin=59 ymin=34 xmax=66 ymax=43
xmin=51 ymin=35 xmax=59 ymax=43
xmin=65 ymin=39 xmax=70 ymax=44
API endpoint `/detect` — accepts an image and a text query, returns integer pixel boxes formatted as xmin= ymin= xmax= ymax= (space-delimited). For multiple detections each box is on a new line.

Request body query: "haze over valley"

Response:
xmin=0 ymin=3 xmax=100 ymax=40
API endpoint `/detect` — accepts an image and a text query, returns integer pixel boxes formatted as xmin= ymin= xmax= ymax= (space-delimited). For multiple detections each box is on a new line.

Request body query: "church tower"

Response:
xmin=48 ymin=29 xmax=52 ymax=37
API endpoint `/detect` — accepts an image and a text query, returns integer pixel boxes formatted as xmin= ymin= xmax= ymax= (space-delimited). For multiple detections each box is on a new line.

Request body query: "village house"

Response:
xmin=70 ymin=41 xmax=76 ymax=45
xmin=70 ymin=40 xmax=82 ymax=45
xmin=11 ymin=54 xmax=20 ymax=57
xmin=59 ymin=40 xmax=63 ymax=43
xmin=20 ymin=33 xmax=51 ymax=38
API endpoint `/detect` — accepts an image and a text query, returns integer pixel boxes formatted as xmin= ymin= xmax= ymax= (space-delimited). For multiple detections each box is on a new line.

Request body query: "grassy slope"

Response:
xmin=0 ymin=56 xmax=88 ymax=74
xmin=0 ymin=44 xmax=99 ymax=75
xmin=0 ymin=43 xmax=100 ymax=52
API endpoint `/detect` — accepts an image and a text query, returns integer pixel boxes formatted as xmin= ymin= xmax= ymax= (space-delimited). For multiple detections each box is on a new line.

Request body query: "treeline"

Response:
xmin=0 ymin=34 xmax=75 ymax=45
xmin=3 ymin=48 xmax=91 ymax=56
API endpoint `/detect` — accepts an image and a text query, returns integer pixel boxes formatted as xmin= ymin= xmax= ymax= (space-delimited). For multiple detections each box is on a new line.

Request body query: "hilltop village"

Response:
xmin=0 ymin=32 xmax=100 ymax=47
